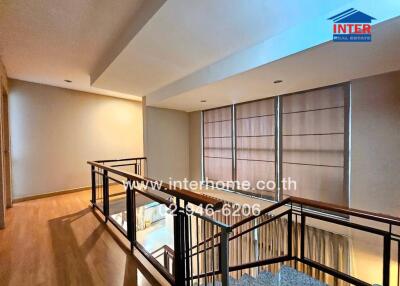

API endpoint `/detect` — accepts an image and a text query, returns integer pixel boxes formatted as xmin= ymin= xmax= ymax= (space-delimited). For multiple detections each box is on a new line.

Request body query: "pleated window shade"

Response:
xmin=203 ymin=107 xmax=233 ymax=184
xmin=235 ymin=99 xmax=275 ymax=198
xmin=282 ymin=85 xmax=347 ymax=206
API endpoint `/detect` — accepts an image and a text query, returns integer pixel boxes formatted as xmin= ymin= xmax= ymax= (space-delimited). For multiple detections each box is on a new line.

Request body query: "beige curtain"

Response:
xmin=282 ymin=84 xmax=348 ymax=206
xmin=203 ymin=107 xmax=233 ymax=185
xmin=236 ymin=98 xmax=275 ymax=198
xmin=191 ymin=205 xmax=350 ymax=286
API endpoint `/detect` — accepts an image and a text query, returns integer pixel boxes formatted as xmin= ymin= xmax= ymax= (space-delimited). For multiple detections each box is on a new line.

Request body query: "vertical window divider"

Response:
xmin=201 ymin=110 xmax=205 ymax=184
xmin=344 ymin=84 xmax=351 ymax=207
xmin=274 ymin=96 xmax=283 ymax=202
xmin=232 ymin=104 xmax=237 ymax=190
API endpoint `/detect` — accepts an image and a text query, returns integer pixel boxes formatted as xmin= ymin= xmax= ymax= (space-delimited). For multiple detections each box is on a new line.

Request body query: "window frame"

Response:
xmin=201 ymin=82 xmax=351 ymax=206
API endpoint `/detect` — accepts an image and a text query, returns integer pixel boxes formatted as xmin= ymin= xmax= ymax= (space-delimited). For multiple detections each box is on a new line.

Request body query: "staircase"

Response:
xmin=201 ymin=266 xmax=326 ymax=286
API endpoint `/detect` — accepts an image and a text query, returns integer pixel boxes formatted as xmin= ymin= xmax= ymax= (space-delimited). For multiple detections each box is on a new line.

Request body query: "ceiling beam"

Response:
xmin=146 ymin=0 xmax=400 ymax=106
xmin=90 ymin=0 xmax=166 ymax=85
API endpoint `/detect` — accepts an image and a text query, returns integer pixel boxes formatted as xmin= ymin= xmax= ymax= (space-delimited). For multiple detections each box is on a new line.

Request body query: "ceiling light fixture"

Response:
xmin=273 ymin=80 xmax=283 ymax=84
xmin=64 ymin=79 xmax=72 ymax=83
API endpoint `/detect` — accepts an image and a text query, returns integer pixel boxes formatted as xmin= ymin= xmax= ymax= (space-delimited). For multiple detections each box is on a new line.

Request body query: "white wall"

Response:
xmin=9 ymin=79 xmax=143 ymax=199
xmin=144 ymin=105 xmax=189 ymax=182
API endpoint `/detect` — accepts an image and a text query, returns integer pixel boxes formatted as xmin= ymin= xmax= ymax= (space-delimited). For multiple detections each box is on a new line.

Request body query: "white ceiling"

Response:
xmin=92 ymin=0 xmax=348 ymax=96
xmin=0 ymin=0 xmax=163 ymax=101
xmin=1 ymin=0 xmax=399 ymax=109
xmin=152 ymin=17 xmax=400 ymax=112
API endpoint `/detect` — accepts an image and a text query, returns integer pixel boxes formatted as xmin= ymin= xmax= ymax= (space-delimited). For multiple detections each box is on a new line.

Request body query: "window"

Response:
xmin=203 ymin=106 xmax=233 ymax=186
xmin=235 ymin=98 xmax=275 ymax=198
xmin=281 ymin=85 xmax=349 ymax=206
xmin=202 ymin=83 xmax=350 ymax=206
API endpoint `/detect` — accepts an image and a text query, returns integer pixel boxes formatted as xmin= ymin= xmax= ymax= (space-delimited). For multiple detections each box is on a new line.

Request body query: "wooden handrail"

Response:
xmin=89 ymin=158 xmax=399 ymax=225
xmin=232 ymin=196 xmax=400 ymax=229
xmin=290 ymin=196 xmax=400 ymax=226
xmin=88 ymin=161 xmax=223 ymax=210
xmin=94 ymin=157 xmax=147 ymax=163
xmin=151 ymin=244 xmax=175 ymax=257
xmin=231 ymin=197 xmax=291 ymax=229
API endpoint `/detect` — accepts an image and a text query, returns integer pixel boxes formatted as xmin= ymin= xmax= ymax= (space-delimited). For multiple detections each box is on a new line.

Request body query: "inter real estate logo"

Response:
xmin=328 ymin=8 xmax=376 ymax=42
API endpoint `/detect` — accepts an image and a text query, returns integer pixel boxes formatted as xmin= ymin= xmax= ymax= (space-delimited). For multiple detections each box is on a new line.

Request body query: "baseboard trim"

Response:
xmin=12 ymin=186 xmax=91 ymax=203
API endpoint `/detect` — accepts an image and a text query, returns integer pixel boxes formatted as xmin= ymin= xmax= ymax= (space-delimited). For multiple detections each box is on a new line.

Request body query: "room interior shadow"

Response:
xmin=48 ymin=208 xmax=102 ymax=286
xmin=123 ymin=254 xmax=162 ymax=286
xmin=90 ymin=209 xmax=162 ymax=286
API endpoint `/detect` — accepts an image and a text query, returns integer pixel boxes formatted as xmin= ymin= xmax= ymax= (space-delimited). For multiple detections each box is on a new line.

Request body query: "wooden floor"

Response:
xmin=0 ymin=190 xmax=161 ymax=286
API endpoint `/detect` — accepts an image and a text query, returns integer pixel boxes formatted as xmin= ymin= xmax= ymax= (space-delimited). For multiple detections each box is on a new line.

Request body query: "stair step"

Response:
xmin=274 ymin=266 xmax=327 ymax=286
xmin=200 ymin=266 xmax=328 ymax=286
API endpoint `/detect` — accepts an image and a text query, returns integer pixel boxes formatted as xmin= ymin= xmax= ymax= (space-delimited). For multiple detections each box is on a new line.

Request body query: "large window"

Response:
xmin=281 ymin=85 xmax=348 ymax=206
xmin=235 ymin=98 xmax=275 ymax=199
xmin=202 ymin=84 xmax=350 ymax=206
xmin=203 ymin=106 xmax=233 ymax=186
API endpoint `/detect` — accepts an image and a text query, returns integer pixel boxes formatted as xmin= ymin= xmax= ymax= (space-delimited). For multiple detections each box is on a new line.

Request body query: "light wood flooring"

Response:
xmin=0 ymin=190 xmax=161 ymax=286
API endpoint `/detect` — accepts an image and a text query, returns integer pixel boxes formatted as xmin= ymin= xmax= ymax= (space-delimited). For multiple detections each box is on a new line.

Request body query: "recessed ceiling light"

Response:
xmin=201 ymin=100 xmax=207 ymax=103
xmin=64 ymin=79 xmax=72 ymax=83
xmin=273 ymin=80 xmax=283 ymax=84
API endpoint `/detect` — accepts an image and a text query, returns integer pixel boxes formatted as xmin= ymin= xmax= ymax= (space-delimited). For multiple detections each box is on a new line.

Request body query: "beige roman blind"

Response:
xmin=281 ymin=84 xmax=348 ymax=206
xmin=203 ymin=107 xmax=233 ymax=184
xmin=235 ymin=98 xmax=275 ymax=198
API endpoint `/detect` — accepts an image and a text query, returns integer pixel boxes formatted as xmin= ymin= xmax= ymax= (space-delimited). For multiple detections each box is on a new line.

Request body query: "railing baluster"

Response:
xmin=211 ymin=223 xmax=215 ymax=285
xmin=135 ymin=160 xmax=139 ymax=175
xmin=189 ymin=212 xmax=193 ymax=286
xmin=300 ymin=212 xmax=305 ymax=260
xmin=173 ymin=200 xmax=185 ymax=285
xmin=196 ymin=216 xmax=200 ymax=286
xmin=103 ymin=170 xmax=109 ymax=222
xmin=220 ymin=227 xmax=230 ymax=286
xmin=397 ymin=240 xmax=399 ymax=286
xmin=184 ymin=201 xmax=190 ymax=285
xmin=91 ymin=165 xmax=96 ymax=206
xmin=126 ymin=179 xmax=134 ymax=252
xmin=288 ymin=210 xmax=292 ymax=259
xmin=383 ymin=233 xmax=391 ymax=286
xmin=295 ymin=213 xmax=298 ymax=270
xmin=203 ymin=219 xmax=207 ymax=285
xmin=240 ymin=228 xmax=243 ymax=277
xmin=164 ymin=248 xmax=169 ymax=272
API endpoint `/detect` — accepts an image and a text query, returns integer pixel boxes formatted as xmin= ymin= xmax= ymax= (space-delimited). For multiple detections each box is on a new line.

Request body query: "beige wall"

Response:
xmin=9 ymin=79 xmax=143 ymax=199
xmin=186 ymin=71 xmax=400 ymax=217
xmin=0 ymin=60 xmax=7 ymax=92
xmin=189 ymin=111 xmax=202 ymax=181
xmin=349 ymin=70 xmax=400 ymax=285
xmin=186 ymin=72 xmax=400 ymax=284
xmin=144 ymin=106 xmax=189 ymax=182
xmin=0 ymin=59 xmax=6 ymax=228
xmin=351 ymin=70 xmax=400 ymax=216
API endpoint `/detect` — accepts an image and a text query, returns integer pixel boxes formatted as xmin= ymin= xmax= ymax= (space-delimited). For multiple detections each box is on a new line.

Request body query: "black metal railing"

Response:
xmin=88 ymin=158 xmax=229 ymax=286
xmin=88 ymin=158 xmax=400 ymax=286
xmin=187 ymin=197 xmax=400 ymax=286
